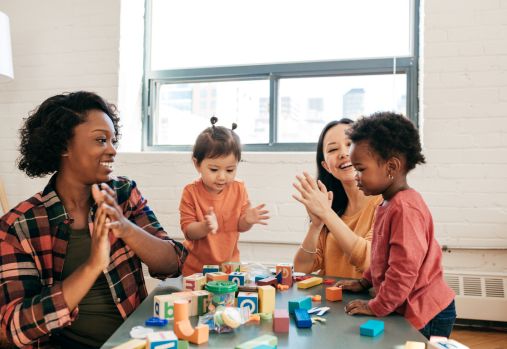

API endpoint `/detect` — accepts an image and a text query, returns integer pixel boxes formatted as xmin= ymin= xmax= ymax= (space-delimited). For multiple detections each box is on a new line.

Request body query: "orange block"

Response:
xmin=325 ymin=286 xmax=342 ymax=301
xmin=173 ymin=300 xmax=209 ymax=344
xmin=312 ymin=295 xmax=322 ymax=302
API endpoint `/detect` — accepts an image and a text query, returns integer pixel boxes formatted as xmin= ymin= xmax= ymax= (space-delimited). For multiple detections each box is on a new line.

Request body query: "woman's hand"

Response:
xmin=205 ymin=206 xmax=218 ymax=234
xmin=244 ymin=202 xmax=270 ymax=225
xmin=87 ymin=190 xmax=111 ymax=271
xmin=92 ymin=183 xmax=133 ymax=239
xmin=344 ymin=299 xmax=374 ymax=316
xmin=334 ymin=279 xmax=365 ymax=292
xmin=292 ymin=172 xmax=333 ymax=219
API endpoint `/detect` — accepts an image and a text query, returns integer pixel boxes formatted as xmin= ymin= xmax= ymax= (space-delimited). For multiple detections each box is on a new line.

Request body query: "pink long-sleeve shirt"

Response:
xmin=364 ymin=189 xmax=455 ymax=329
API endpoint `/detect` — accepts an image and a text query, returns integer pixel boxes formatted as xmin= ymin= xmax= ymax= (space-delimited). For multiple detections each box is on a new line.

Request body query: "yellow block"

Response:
xmin=405 ymin=341 xmax=425 ymax=349
xmin=297 ymin=276 xmax=323 ymax=289
xmin=258 ymin=285 xmax=276 ymax=314
xmin=111 ymin=339 xmax=145 ymax=349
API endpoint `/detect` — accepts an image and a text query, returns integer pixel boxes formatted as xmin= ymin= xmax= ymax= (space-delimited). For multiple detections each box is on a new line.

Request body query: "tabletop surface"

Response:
xmin=101 ymin=277 xmax=427 ymax=349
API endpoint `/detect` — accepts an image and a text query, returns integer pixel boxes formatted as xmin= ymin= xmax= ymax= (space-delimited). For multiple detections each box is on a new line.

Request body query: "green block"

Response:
xmin=235 ymin=334 xmax=278 ymax=349
xmin=178 ymin=340 xmax=189 ymax=349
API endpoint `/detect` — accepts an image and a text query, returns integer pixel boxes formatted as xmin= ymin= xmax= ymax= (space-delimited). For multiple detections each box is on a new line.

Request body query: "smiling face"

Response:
xmin=194 ymin=153 xmax=238 ymax=194
xmin=321 ymin=124 xmax=356 ymax=184
xmin=61 ymin=109 xmax=117 ymax=184
xmin=349 ymin=140 xmax=391 ymax=196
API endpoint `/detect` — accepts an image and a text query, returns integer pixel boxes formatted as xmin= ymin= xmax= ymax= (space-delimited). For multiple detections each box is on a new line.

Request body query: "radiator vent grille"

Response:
xmin=444 ymin=274 xmax=460 ymax=294
xmin=463 ymin=276 xmax=482 ymax=296
xmin=444 ymin=273 xmax=506 ymax=299
xmin=485 ymin=278 xmax=505 ymax=298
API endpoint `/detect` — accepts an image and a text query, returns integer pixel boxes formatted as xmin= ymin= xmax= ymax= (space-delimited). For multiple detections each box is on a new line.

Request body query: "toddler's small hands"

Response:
xmin=205 ymin=206 xmax=218 ymax=234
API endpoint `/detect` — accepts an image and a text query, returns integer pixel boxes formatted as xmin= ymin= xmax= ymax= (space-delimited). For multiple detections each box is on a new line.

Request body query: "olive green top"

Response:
xmin=61 ymin=226 xmax=123 ymax=348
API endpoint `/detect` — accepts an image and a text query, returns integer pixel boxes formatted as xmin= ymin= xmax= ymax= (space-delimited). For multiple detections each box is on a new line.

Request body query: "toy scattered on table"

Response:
xmin=254 ymin=275 xmax=270 ymax=283
xmin=202 ymin=265 xmax=220 ymax=275
xmin=294 ymin=275 xmax=312 ymax=282
xmin=311 ymin=294 xmax=321 ymax=302
xmin=404 ymin=341 xmax=425 ymax=349
xmin=311 ymin=316 xmax=326 ymax=324
xmin=288 ymin=296 xmax=312 ymax=314
xmin=276 ymin=284 xmax=289 ymax=291
xmin=221 ymin=261 xmax=241 ymax=274
xmin=294 ymin=308 xmax=312 ymax=328
xmin=206 ymin=281 xmax=238 ymax=307
xmin=129 ymin=325 xmax=154 ymax=339
xmin=154 ymin=290 xmax=211 ymax=320
xmin=237 ymin=291 xmax=258 ymax=314
xmin=111 ymin=338 xmax=146 ymax=349
xmin=308 ymin=306 xmax=329 ymax=316
xmin=229 ymin=271 xmax=247 ymax=286
xmin=359 ymin=319 xmax=384 ymax=337
xmin=257 ymin=276 xmax=278 ymax=287
xmin=248 ymin=314 xmax=261 ymax=323
xmin=259 ymin=312 xmax=273 ymax=320
xmin=297 ymin=276 xmax=323 ymax=289
xmin=238 ymin=283 xmax=258 ymax=292
xmin=325 ymin=286 xmax=342 ymax=301
xmin=206 ymin=271 xmax=229 ymax=282
xmin=273 ymin=309 xmax=289 ymax=333
xmin=258 ymin=285 xmax=276 ymax=314
xmin=428 ymin=338 xmax=470 ymax=349
xmin=323 ymin=278 xmax=335 ymax=285
xmin=183 ymin=273 xmax=206 ymax=291
xmin=144 ymin=317 xmax=168 ymax=327
xmin=146 ymin=331 xmax=178 ymax=349
xmin=275 ymin=263 xmax=294 ymax=287
xmin=173 ymin=299 xmax=209 ymax=344
xmin=178 ymin=340 xmax=189 ymax=349
xmin=235 ymin=334 xmax=278 ymax=349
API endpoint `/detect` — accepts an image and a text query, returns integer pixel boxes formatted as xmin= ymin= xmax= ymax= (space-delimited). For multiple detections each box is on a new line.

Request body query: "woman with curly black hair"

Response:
xmin=336 ymin=111 xmax=456 ymax=339
xmin=0 ymin=91 xmax=187 ymax=349
xmin=293 ymin=119 xmax=382 ymax=278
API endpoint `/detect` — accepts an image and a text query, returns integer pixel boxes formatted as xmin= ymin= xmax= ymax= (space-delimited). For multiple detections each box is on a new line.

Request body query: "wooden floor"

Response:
xmin=451 ymin=327 xmax=507 ymax=349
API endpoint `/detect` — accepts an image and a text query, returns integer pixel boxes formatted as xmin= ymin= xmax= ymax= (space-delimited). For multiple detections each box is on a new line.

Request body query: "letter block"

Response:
xmin=206 ymin=271 xmax=229 ymax=282
xmin=360 ymin=319 xmax=384 ymax=337
xmin=221 ymin=261 xmax=241 ymax=274
xmin=276 ymin=263 xmax=293 ymax=287
xmin=202 ymin=265 xmax=220 ymax=275
xmin=183 ymin=273 xmax=206 ymax=291
xmin=325 ymin=286 xmax=342 ymax=301
xmin=229 ymin=271 xmax=246 ymax=286
xmin=146 ymin=331 xmax=178 ymax=349
xmin=237 ymin=292 xmax=258 ymax=314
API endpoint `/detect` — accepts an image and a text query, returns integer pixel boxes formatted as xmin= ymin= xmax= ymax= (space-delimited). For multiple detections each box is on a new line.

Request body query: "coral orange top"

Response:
xmin=179 ymin=179 xmax=249 ymax=276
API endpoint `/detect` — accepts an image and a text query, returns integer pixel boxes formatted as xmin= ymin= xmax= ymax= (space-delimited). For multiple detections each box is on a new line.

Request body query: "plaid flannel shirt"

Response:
xmin=0 ymin=175 xmax=187 ymax=348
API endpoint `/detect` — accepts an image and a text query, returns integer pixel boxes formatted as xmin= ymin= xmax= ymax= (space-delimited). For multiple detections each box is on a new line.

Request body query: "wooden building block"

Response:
xmin=221 ymin=261 xmax=241 ymax=274
xmin=111 ymin=339 xmax=145 ymax=349
xmin=256 ymin=276 xmax=278 ymax=287
xmin=288 ymin=296 xmax=312 ymax=314
xmin=173 ymin=300 xmax=209 ymax=345
xmin=405 ymin=342 xmax=425 ymax=349
xmin=359 ymin=319 xmax=384 ymax=337
xmin=192 ymin=290 xmax=211 ymax=315
xmin=146 ymin=331 xmax=178 ymax=349
xmin=297 ymin=276 xmax=323 ymax=289
xmin=276 ymin=262 xmax=294 ymax=286
xmin=229 ymin=271 xmax=246 ymax=286
xmin=202 ymin=265 xmax=220 ymax=275
xmin=237 ymin=292 xmax=258 ymax=314
xmin=235 ymin=334 xmax=278 ymax=349
xmin=428 ymin=339 xmax=470 ymax=349
xmin=206 ymin=271 xmax=229 ymax=282
xmin=325 ymin=286 xmax=342 ymax=301
xmin=258 ymin=285 xmax=276 ymax=314
xmin=178 ymin=340 xmax=189 ymax=349
xmin=273 ymin=309 xmax=289 ymax=333
xmin=254 ymin=275 xmax=270 ymax=283
xmin=183 ymin=273 xmax=206 ymax=291
xmin=294 ymin=308 xmax=312 ymax=328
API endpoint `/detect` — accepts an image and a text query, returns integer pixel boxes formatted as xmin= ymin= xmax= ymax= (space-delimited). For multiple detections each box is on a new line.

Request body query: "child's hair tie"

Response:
xmin=231 ymin=123 xmax=237 ymax=131
xmin=210 ymin=116 xmax=218 ymax=126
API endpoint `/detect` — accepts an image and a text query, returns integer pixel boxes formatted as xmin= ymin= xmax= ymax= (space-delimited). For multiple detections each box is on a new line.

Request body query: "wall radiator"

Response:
xmin=444 ymin=272 xmax=507 ymax=322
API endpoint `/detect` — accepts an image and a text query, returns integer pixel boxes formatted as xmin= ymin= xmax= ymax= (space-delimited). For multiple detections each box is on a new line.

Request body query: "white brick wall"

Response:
xmin=0 ymin=0 xmax=505 ymax=275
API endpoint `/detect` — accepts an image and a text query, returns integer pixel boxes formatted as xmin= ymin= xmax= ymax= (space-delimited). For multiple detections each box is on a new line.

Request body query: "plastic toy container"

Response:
xmin=206 ymin=281 xmax=238 ymax=307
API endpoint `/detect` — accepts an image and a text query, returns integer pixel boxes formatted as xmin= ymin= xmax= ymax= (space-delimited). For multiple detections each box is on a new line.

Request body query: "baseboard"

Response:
xmin=455 ymin=318 xmax=507 ymax=331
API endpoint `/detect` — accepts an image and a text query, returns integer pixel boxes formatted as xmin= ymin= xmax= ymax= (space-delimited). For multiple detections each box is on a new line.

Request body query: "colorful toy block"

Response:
xmin=238 ymin=283 xmax=258 ymax=292
xmin=221 ymin=261 xmax=241 ymax=274
xmin=359 ymin=319 xmax=384 ymax=337
xmin=183 ymin=273 xmax=206 ymax=291
xmin=273 ymin=308 xmax=290 ymax=333
xmin=206 ymin=271 xmax=229 ymax=282
xmin=276 ymin=263 xmax=294 ymax=287
xmin=257 ymin=276 xmax=278 ymax=287
xmin=193 ymin=290 xmax=211 ymax=315
xmin=428 ymin=338 xmax=470 ymax=349
xmin=229 ymin=271 xmax=246 ymax=286
xmin=154 ymin=294 xmax=176 ymax=320
xmin=146 ymin=331 xmax=178 ymax=349
xmin=202 ymin=264 xmax=220 ymax=275
xmin=258 ymin=285 xmax=276 ymax=314
xmin=297 ymin=276 xmax=323 ymax=289
xmin=111 ymin=339 xmax=146 ymax=349
xmin=173 ymin=299 xmax=209 ymax=345
xmin=312 ymin=294 xmax=322 ymax=302
xmin=325 ymin=286 xmax=342 ymax=301
xmin=294 ymin=308 xmax=312 ymax=328
xmin=178 ymin=340 xmax=189 ymax=349
xmin=254 ymin=275 xmax=270 ymax=283
xmin=238 ymin=292 xmax=258 ymax=314
xmin=154 ymin=290 xmax=211 ymax=320
xmin=288 ymin=296 xmax=312 ymax=314
xmin=235 ymin=334 xmax=278 ymax=349
xmin=405 ymin=342 xmax=425 ymax=349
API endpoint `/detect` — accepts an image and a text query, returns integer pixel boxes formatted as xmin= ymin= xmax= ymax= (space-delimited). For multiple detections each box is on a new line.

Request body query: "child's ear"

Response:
xmin=192 ymin=157 xmax=200 ymax=171
xmin=388 ymin=156 xmax=402 ymax=173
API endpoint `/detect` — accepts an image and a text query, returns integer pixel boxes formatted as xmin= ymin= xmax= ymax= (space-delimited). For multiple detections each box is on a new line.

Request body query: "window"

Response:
xmin=144 ymin=0 xmax=419 ymax=151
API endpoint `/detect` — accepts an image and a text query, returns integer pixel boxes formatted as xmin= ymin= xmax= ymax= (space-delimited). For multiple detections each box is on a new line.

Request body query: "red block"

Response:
xmin=273 ymin=309 xmax=289 ymax=333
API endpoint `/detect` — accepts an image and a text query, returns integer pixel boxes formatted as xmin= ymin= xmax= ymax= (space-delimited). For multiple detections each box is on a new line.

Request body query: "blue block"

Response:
xmin=255 ymin=275 xmax=269 ymax=282
xmin=288 ymin=296 xmax=312 ymax=314
xmin=294 ymin=308 xmax=312 ymax=328
xmin=275 ymin=271 xmax=282 ymax=283
xmin=360 ymin=319 xmax=384 ymax=337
